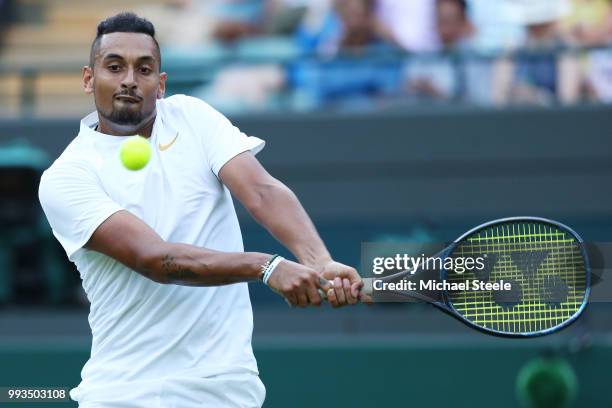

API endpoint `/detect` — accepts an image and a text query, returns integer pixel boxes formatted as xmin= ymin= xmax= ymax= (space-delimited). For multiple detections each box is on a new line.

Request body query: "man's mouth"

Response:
xmin=115 ymin=95 xmax=141 ymax=103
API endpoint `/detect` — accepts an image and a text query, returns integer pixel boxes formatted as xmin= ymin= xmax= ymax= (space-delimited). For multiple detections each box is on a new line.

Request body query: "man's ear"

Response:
xmin=83 ymin=66 xmax=94 ymax=95
xmin=157 ymin=72 xmax=167 ymax=99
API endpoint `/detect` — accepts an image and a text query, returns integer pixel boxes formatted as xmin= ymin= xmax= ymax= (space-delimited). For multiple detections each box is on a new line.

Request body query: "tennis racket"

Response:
xmin=324 ymin=217 xmax=590 ymax=338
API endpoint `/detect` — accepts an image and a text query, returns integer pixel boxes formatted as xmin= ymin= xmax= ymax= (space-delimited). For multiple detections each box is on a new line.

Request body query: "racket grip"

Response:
xmin=317 ymin=277 xmax=374 ymax=300
xmin=318 ymin=277 xmax=331 ymax=300
xmin=361 ymin=277 xmax=373 ymax=297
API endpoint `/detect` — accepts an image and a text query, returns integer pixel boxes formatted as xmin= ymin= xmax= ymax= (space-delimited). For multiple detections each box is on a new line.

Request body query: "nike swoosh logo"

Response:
xmin=158 ymin=132 xmax=179 ymax=151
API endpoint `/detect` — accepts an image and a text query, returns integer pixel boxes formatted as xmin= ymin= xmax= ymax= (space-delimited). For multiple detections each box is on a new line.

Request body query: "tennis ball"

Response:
xmin=120 ymin=136 xmax=151 ymax=171
xmin=516 ymin=358 xmax=578 ymax=408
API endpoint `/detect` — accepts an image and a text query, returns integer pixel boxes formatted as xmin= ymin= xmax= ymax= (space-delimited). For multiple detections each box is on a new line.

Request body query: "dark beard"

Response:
xmin=102 ymin=107 xmax=144 ymax=126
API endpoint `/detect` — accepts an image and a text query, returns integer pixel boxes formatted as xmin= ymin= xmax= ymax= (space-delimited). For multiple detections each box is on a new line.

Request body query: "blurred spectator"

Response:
xmin=468 ymin=0 xmax=525 ymax=51
xmin=375 ymin=0 xmax=439 ymax=52
xmin=289 ymin=0 xmax=401 ymax=110
xmin=436 ymin=0 xmax=474 ymax=49
xmin=141 ymin=0 xmax=308 ymax=46
xmin=562 ymin=0 xmax=612 ymax=45
xmin=198 ymin=64 xmax=286 ymax=112
xmin=209 ymin=0 xmax=266 ymax=43
xmin=189 ymin=0 xmax=307 ymax=113
xmin=191 ymin=0 xmax=317 ymax=114
xmin=507 ymin=0 xmax=570 ymax=48
xmin=296 ymin=0 xmax=389 ymax=55
xmin=336 ymin=0 xmax=382 ymax=49
xmin=561 ymin=0 xmax=612 ymax=102
xmin=493 ymin=0 xmax=582 ymax=105
xmin=136 ymin=0 xmax=213 ymax=47
xmin=294 ymin=0 xmax=337 ymax=55
xmin=585 ymin=48 xmax=612 ymax=102
xmin=403 ymin=0 xmax=485 ymax=102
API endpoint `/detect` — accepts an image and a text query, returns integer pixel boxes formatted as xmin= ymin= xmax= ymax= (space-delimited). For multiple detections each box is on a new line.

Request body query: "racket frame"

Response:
xmin=366 ymin=216 xmax=591 ymax=338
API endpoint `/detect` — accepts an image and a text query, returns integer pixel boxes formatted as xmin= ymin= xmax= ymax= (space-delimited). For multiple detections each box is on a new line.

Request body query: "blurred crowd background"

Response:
xmin=2 ymin=0 xmax=612 ymax=116
xmin=1 ymin=3 xmax=612 ymax=407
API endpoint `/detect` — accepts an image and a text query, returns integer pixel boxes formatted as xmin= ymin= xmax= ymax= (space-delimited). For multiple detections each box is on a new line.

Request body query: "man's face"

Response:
xmin=84 ymin=32 xmax=166 ymax=128
xmin=436 ymin=0 xmax=466 ymax=47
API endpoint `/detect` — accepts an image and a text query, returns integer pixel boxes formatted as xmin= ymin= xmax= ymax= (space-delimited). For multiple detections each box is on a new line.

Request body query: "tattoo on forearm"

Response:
xmin=162 ymin=254 xmax=199 ymax=282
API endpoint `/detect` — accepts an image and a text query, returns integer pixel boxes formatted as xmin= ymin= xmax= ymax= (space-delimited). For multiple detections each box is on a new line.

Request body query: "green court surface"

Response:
xmin=1 ymin=330 xmax=611 ymax=407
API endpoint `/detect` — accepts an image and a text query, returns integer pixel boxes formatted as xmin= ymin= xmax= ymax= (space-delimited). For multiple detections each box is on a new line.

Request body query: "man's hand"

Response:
xmin=266 ymin=259 xmax=331 ymax=308
xmin=318 ymin=261 xmax=366 ymax=308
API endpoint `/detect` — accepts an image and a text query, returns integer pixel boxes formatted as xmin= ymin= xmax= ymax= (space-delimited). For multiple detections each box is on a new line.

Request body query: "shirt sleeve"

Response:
xmin=186 ymin=96 xmax=265 ymax=176
xmin=38 ymin=161 xmax=124 ymax=261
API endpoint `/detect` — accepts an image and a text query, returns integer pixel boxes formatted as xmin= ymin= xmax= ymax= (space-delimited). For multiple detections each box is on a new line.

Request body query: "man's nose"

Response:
xmin=121 ymin=67 xmax=137 ymax=89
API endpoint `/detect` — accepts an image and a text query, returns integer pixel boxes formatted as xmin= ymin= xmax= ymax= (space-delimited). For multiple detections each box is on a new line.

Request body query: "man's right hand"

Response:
xmin=266 ymin=259 xmax=331 ymax=308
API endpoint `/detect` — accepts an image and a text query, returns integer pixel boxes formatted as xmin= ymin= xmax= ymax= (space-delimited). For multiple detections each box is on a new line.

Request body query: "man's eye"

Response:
xmin=108 ymin=64 xmax=121 ymax=72
xmin=140 ymin=67 xmax=152 ymax=74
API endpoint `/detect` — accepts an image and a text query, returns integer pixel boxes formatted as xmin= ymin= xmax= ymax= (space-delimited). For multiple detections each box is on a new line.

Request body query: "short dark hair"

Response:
xmin=89 ymin=12 xmax=161 ymax=69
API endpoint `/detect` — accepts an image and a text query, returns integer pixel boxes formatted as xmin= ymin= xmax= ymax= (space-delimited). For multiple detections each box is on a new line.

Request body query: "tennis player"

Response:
xmin=38 ymin=12 xmax=364 ymax=408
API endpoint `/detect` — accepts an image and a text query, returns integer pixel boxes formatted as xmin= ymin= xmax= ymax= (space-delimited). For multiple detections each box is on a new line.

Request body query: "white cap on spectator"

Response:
xmin=505 ymin=0 xmax=571 ymax=25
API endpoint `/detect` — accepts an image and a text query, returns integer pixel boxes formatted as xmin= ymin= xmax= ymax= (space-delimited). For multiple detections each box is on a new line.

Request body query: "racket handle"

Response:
xmin=361 ymin=277 xmax=373 ymax=297
xmin=317 ymin=277 xmax=374 ymax=300
xmin=318 ymin=277 xmax=331 ymax=299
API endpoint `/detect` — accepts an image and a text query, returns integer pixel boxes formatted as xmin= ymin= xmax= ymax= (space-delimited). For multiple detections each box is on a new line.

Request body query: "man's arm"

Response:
xmin=86 ymin=210 xmax=331 ymax=307
xmin=219 ymin=152 xmax=365 ymax=306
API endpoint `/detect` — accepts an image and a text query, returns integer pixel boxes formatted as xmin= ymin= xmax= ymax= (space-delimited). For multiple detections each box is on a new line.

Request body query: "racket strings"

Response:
xmin=446 ymin=222 xmax=587 ymax=335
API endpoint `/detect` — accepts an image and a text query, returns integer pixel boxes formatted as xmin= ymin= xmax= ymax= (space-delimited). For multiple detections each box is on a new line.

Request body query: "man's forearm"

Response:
xmin=247 ymin=181 xmax=332 ymax=269
xmin=141 ymin=242 xmax=270 ymax=286
xmin=216 ymin=153 xmax=362 ymax=306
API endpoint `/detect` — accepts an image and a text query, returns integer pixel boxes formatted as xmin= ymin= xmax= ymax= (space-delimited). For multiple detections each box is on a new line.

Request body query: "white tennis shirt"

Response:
xmin=38 ymin=95 xmax=265 ymax=403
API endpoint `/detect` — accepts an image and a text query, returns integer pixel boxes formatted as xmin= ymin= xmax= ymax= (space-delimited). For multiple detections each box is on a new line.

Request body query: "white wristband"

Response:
xmin=263 ymin=256 xmax=285 ymax=285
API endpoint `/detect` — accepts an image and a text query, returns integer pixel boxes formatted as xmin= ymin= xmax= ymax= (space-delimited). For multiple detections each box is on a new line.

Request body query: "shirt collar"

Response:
xmin=78 ymin=100 xmax=167 ymax=142
xmin=79 ymin=110 xmax=102 ymax=137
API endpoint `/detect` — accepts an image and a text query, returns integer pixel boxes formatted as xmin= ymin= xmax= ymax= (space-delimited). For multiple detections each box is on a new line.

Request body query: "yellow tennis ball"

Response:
xmin=120 ymin=136 xmax=151 ymax=171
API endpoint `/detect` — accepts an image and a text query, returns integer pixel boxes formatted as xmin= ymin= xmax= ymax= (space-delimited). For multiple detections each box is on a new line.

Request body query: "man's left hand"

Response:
xmin=318 ymin=261 xmax=363 ymax=308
